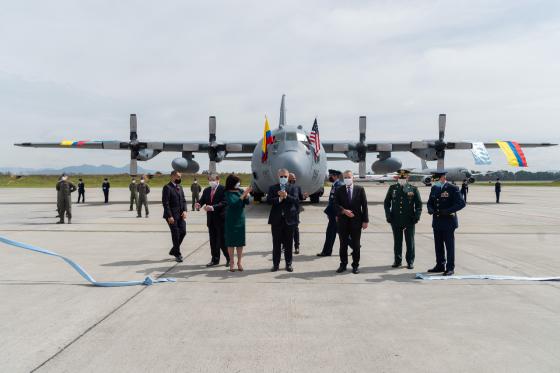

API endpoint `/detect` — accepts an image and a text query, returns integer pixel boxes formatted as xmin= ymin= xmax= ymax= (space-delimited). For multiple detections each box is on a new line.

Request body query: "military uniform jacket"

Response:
xmin=384 ymin=183 xmax=422 ymax=226
xmin=190 ymin=183 xmax=202 ymax=196
xmin=137 ymin=183 xmax=150 ymax=199
xmin=324 ymin=180 xmax=343 ymax=217
xmin=427 ymin=183 xmax=466 ymax=230
xmin=56 ymin=181 xmax=77 ymax=206
xmin=102 ymin=181 xmax=110 ymax=191
xmin=77 ymin=182 xmax=85 ymax=192
xmin=495 ymin=182 xmax=501 ymax=193
xmin=129 ymin=182 xmax=138 ymax=195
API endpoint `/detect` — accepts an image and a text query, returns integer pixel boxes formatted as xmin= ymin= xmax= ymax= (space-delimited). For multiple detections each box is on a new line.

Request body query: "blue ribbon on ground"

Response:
xmin=0 ymin=235 xmax=176 ymax=287
xmin=416 ymin=273 xmax=560 ymax=281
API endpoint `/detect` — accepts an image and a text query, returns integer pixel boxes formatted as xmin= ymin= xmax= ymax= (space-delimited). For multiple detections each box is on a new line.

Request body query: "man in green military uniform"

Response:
xmin=136 ymin=177 xmax=150 ymax=218
xmin=384 ymin=169 xmax=422 ymax=269
xmin=190 ymin=178 xmax=202 ymax=211
xmin=56 ymin=174 xmax=77 ymax=224
xmin=129 ymin=178 xmax=138 ymax=211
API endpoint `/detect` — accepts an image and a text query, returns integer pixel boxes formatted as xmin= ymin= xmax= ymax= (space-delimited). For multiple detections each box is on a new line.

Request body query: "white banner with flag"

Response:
xmin=471 ymin=142 xmax=492 ymax=165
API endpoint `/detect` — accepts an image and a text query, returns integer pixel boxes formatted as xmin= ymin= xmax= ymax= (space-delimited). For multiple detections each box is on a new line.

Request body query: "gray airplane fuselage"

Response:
xmin=420 ymin=167 xmax=473 ymax=185
xmin=250 ymin=125 xmax=326 ymax=195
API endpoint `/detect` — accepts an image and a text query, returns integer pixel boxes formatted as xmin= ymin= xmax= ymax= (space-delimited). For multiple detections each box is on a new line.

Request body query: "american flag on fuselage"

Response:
xmin=309 ymin=118 xmax=320 ymax=160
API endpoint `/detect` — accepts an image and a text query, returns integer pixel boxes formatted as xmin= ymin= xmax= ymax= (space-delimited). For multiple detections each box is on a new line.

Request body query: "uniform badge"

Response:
xmin=407 ymin=191 xmax=414 ymax=197
xmin=441 ymin=191 xmax=449 ymax=198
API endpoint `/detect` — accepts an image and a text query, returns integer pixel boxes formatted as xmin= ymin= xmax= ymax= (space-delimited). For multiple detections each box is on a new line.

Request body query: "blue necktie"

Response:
xmin=347 ymin=187 xmax=352 ymax=202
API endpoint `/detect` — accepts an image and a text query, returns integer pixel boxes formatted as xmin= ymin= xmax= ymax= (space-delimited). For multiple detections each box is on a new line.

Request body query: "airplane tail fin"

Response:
xmin=421 ymin=159 xmax=428 ymax=170
xmin=279 ymin=94 xmax=286 ymax=128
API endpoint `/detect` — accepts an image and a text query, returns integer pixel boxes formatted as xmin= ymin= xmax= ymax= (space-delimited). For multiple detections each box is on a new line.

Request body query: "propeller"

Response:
xmin=129 ymin=114 xmax=139 ymax=176
xmin=208 ymin=116 xmax=217 ymax=174
xmin=357 ymin=116 xmax=367 ymax=178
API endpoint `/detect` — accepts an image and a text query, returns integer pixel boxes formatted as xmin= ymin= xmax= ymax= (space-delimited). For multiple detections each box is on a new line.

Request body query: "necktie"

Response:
xmin=210 ymin=188 xmax=216 ymax=203
xmin=347 ymin=187 xmax=352 ymax=202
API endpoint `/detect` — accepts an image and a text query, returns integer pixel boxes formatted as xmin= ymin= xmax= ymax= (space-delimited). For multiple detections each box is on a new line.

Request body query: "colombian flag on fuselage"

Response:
xmin=496 ymin=141 xmax=528 ymax=167
xmin=261 ymin=117 xmax=273 ymax=162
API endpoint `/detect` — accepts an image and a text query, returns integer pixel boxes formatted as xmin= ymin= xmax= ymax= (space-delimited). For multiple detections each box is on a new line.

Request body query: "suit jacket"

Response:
xmin=198 ymin=185 xmax=227 ymax=226
xmin=267 ymin=184 xmax=300 ymax=226
xmin=162 ymin=182 xmax=187 ymax=219
xmin=324 ymin=180 xmax=343 ymax=217
xmin=334 ymin=184 xmax=369 ymax=225
xmin=427 ymin=182 xmax=466 ymax=230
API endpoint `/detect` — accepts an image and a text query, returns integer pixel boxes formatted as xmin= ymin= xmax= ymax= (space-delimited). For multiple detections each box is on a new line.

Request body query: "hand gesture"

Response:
xmin=194 ymin=202 xmax=201 ymax=210
xmin=344 ymin=209 xmax=355 ymax=218
xmin=167 ymin=217 xmax=175 ymax=225
xmin=242 ymin=186 xmax=252 ymax=199
xmin=278 ymin=190 xmax=287 ymax=199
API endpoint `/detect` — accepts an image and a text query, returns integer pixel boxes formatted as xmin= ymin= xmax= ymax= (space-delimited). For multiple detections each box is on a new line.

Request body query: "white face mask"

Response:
xmin=132 ymin=180 xmax=136 ymax=183
xmin=397 ymin=178 xmax=407 ymax=186
xmin=62 ymin=176 xmax=68 ymax=181
xmin=343 ymin=178 xmax=353 ymax=186
xmin=140 ymin=179 xmax=145 ymax=184
xmin=279 ymin=176 xmax=288 ymax=185
xmin=194 ymin=180 xmax=197 ymax=184
xmin=209 ymin=181 xmax=218 ymax=188
xmin=235 ymin=182 xmax=241 ymax=189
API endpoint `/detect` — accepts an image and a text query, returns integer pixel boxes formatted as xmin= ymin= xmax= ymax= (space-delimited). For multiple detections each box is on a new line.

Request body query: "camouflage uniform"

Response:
xmin=56 ymin=180 xmax=77 ymax=223
xmin=137 ymin=182 xmax=150 ymax=217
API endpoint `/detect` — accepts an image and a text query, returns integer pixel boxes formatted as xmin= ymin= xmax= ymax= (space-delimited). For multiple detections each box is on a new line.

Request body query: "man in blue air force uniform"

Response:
xmin=426 ymin=170 xmax=466 ymax=276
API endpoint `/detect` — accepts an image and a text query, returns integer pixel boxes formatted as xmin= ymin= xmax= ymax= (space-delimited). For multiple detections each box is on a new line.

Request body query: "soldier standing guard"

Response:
xmin=77 ymin=178 xmax=85 ymax=203
xmin=136 ymin=177 xmax=150 ymax=218
xmin=190 ymin=178 xmax=202 ymax=211
xmin=129 ymin=178 xmax=138 ymax=211
xmin=426 ymin=170 xmax=466 ymax=276
xmin=56 ymin=174 xmax=77 ymax=224
xmin=384 ymin=169 xmax=422 ymax=269
xmin=102 ymin=178 xmax=110 ymax=203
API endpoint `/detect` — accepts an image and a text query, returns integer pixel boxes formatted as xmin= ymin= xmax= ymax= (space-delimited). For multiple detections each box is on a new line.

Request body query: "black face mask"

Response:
xmin=175 ymin=178 xmax=182 ymax=184
xmin=328 ymin=176 xmax=335 ymax=182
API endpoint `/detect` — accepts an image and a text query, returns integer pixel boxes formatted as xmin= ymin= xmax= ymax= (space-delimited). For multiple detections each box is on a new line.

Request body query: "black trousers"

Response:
xmin=168 ymin=218 xmax=187 ymax=257
xmin=496 ymin=191 xmax=500 ymax=203
xmin=77 ymin=191 xmax=85 ymax=203
xmin=461 ymin=191 xmax=467 ymax=203
xmin=433 ymin=229 xmax=455 ymax=271
xmin=272 ymin=223 xmax=295 ymax=267
xmin=338 ymin=220 xmax=361 ymax=268
xmin=293 ymin=224 xmax=300 ymax=249
xmin=321 ymin=215 xmax=337 ymax=255
xmin=103 ymin=190 xmax=109 ymax=203
xmin=209 ymin=221 xmax=229 ymax=263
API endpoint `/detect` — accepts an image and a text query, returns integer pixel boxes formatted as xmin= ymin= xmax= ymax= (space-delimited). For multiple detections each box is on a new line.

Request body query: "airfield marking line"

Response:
xmin=30 ymin=238 xmax=209 ymax=373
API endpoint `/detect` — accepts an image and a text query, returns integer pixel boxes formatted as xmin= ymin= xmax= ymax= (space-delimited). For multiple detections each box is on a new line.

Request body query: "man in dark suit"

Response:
xmin=196 ymin=173 xmax=230 ymax=267
xmin=495 ymin=178 xmax=501 ymax=203
xmin=102 ymin=178 xmax=110 ymax=203
xmin=317 ymin=169 xmax=344 ymax=257
xmin=162 ymin=171 xmax=188 ymax=262
xmin=334 ymin=170 xmax=369 ymax=274
xmin=427 ymin=170 xmax=466 ymax=276
xmin=267 ymin=168 xmax=300 ymax=272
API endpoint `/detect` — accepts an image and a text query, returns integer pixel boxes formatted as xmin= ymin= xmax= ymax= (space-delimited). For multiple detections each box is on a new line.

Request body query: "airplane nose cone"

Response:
xmin=270 ymin=152 xmax=309 ymax=179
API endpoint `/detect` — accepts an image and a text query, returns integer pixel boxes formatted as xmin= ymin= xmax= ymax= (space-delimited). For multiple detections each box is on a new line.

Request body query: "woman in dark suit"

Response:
xmin=224 ymin=174 xmax=252 ymax=272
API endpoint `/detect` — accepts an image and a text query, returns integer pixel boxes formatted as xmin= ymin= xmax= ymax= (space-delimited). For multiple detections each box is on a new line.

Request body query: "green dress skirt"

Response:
xmin=224 ymin=190 xmax=250 ymax=247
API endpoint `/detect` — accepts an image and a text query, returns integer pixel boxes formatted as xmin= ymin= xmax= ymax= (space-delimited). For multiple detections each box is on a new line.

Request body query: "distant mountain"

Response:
xmin=0 ymin=164 xmax=157 ymax=175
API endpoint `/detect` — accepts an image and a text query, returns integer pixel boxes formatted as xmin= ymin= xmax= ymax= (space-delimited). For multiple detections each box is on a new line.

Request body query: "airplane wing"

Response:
xmin=322 ymin=141 xmax=557 ymax=153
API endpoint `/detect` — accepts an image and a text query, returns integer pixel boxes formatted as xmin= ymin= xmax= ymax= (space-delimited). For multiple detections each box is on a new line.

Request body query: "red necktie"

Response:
xmin=210 ymin=188 xmax=216 ymax=203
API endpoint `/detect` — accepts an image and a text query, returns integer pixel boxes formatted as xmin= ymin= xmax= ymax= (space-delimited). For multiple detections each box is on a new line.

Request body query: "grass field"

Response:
xmin=0 ymin=173 xmax=255 ymax=188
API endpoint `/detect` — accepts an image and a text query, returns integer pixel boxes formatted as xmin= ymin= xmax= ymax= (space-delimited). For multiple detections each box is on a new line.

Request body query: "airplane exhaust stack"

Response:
xmin=357 ymin=116 xmax=367 ymax=178
xmin=208 ymin=116 xmax=217 ymax=173
xmin=130 ymin=114 xmax=139 ymax=176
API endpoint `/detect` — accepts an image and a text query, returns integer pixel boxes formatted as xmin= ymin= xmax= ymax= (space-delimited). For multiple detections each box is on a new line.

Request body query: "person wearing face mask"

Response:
xmin=190 ymin=178 xmax=202 ymax=211
xmin=56 ymin=174 xmax=77 ymax=224
xmin=162 ymin=171 xmax=188 ymax=262
xmin=384 ymin=169 xmax=422 ymax=269
xmin=426 ymin=170 xmax=466 ymax=276
xmin=267 ymin=168 xmax=301 ymax=272
xmin=136 ymin=176 xmax=150 ymax=218
xmin=129 ymin=178 xmax=138 ymax=211
xmin=223 ymin=174 xmax=252 ymax=272
xmin=287 ymin=173 xmax=307 ymax=255
xmin=196 ymin=174 xmax=230 ymax=267
xmin=334 ymin=170 xmax=369 ymax=274
xmin=317 ymin=169 xmax=344 ymax=257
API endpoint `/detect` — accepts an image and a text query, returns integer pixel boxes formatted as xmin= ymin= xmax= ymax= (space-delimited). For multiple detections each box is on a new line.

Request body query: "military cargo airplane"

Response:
xmin=413 ymin=160 xmax=494 ymax=185
xmin=15 ymin=95 xmax=557 ymax=202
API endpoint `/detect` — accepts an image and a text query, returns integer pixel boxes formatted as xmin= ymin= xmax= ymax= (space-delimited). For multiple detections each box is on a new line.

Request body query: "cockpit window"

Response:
xmin=286 ymin=132 xmax=298 ymax=141
xmin=297 ymin=133 xmax=308 ymax=142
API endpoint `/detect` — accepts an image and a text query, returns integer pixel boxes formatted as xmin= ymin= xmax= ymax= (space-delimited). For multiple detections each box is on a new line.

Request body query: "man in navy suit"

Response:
xmin=334 ymin=170 xmax=369 ymax=274
xmin=317 ymin=169 xmax=344 ymax=257
xmin=196 ymin=173 xmax=230 ymax=267
xmin=267 ymin=168 xmax=300 ymax=272
xmin=162 ymin=171 xmax=188 ymax=262
xmin=427 ymin=170 xmax=466 ymax=276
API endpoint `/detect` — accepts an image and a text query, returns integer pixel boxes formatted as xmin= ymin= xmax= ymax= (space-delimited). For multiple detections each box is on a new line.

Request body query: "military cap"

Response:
xmin=431 ymin=169 xmax=448 ymax=178
xmin=397 ymin=168 xmax=412 ymax=177
xmin=328 ymin=169 xmax=342 ymax=176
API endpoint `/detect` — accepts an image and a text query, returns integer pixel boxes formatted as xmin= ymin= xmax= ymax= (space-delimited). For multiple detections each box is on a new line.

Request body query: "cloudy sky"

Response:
xmin=2 ymin=0 xmax=559 ymax=173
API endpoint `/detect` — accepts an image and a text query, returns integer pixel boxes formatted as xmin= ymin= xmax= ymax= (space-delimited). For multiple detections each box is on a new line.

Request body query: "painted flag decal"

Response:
xmin=496 ymin=141 xmax=528 ymax=167
xmin=471 ymin=142 xmax=492 ymax=165
xmin=261 ymin=117 xmax=273 ymax=162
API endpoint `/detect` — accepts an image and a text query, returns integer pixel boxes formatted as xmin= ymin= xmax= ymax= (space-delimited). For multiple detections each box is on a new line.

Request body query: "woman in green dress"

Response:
xmin=224 ymin=174 xmax=252 ymax=272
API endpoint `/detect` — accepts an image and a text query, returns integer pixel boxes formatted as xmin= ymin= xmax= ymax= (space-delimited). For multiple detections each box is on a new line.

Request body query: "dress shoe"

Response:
xmin=316 ymin=253 xmax=331 ymax=257
xmin=145 ymin=215 xmax=149 ymax=218
xmin=294 ymin=247 xmax=300 ymax=255
xmin=352 ymin=267 xmax=360 ymax=274
xmin=271 ymin=266 xmax=279 ymax=272
xmin=169 ymin=249 xmax=175 ymax=256
xmin=67 ymin=219 xmax=72 ymax=224
xmin=136 ymin=215 xmax=141 ymax=218
xmin=407 ymin=264 xmax=414 ymax=270
xmin=391 ymin=262 xmax=401 ymax=268
xmin=427 ymin=266 xmax=445 ymax=273
xmin=336 ymin=265 xmax=347 ymax=273
xmin=286 ymin=265 xmax=294 ymax=272
xmin=206 ymin=261 xmax=218 ymax=267
xmin=443 ymin=270 xmax=454 ymax=276
xmin=175 ymin=255 xmax=183 ymax=263
xmin=225 ymin=261 xmax=230 ymax=267
xmin=56 ymin=221 xmax=64 ymax=224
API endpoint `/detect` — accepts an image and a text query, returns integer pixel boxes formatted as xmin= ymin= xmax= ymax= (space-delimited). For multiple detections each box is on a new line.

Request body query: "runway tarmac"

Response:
xmin=0 ymin=185 xmax=559 ymax=372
